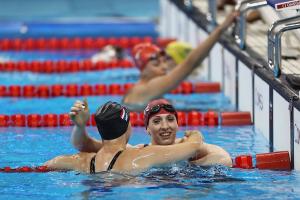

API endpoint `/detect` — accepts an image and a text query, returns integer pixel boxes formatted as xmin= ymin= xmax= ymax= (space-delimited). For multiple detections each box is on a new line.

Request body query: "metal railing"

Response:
xmin=207 ymin=0 xmax=217 ymax=28
xmin=267 ymin=15 xmax=300 ymax=77
xmin=234 ymin=0 xmax=268 ymax=49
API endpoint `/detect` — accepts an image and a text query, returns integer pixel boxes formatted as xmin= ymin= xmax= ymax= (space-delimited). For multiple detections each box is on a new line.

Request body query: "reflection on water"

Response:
xmin=1 ymin=127 xmax=300 ymax=200
xmin=79 ymin=163 xmax=244 ymax=199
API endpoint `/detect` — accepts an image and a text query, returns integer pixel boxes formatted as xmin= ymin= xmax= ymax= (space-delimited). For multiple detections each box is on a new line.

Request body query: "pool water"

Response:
xmin=1 ymin=1 xmax=300 ymax=199
xmin=1 ymin=126 xmax=300 ymax=200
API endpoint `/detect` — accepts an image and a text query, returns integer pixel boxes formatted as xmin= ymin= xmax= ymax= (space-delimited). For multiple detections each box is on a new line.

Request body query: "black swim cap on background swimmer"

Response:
xmin=94 ymin=101 xmax=130 ymax=140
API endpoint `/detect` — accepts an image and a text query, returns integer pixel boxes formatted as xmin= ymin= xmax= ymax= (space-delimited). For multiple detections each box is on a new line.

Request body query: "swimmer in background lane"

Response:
xmin=72 ymin=99 xmax=232 ymax=167
xmin=90 ymin=45 xmax=124 ymax=64
xmin=44 ymin=101 xmax=203 ymax=174
xmin=122 ymin=11 xmax=238 ymax=110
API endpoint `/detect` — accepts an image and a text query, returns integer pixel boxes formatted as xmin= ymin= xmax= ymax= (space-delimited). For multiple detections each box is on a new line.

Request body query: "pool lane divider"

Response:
xmin=0 ymin=111 xmax=251 ymax=127
xmin=233 ymin=151 xmax=292 ymax=171
xmin=0 ymin=166 xmax=51 ymax=173
xmin=0 ymin=59 xmax=134 ymax=73
xmin=0 ymin=151 xmax=291 ymax=173
xmin=0 ymin=82 xmax=221 ymax=97
xmin=0 ymin=37 xmax=175 ymax=51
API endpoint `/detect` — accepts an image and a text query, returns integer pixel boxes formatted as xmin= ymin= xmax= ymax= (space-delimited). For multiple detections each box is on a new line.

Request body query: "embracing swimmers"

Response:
xmin=68 ymin=98 xmax=232 ymax=168
xmin=44 ymin=101 xmax=203 ymax=173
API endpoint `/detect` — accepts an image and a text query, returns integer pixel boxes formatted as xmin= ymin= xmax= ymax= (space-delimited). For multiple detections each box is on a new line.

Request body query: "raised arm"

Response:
xmin=147 ymin=11 xmax=239 ymax=98
xmin=135 ymin=131 xmax=203 ymax=168
xmin=70 ymin=98 xmax=102 ymax=153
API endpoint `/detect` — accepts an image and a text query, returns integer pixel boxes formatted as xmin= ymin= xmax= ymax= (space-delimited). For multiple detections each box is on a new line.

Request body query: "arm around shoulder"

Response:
xmin=135 ymin=131 xmax=203 ymax=168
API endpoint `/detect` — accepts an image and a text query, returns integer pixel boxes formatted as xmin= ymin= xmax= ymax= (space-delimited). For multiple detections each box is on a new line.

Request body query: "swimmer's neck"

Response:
xmin=102 ymin=137 xmax=127 ymax=150
xmin=102 ymin=142 xmax=126 ymax=152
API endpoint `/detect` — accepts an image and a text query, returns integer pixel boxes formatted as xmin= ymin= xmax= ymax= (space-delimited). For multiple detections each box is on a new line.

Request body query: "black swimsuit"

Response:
xmin=90 ymin=151 xmax=123 ymax=174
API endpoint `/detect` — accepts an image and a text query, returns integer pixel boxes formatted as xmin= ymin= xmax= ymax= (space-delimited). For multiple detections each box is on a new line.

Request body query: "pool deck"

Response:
xmin=193 ymin=0 xmax=300 ymax=75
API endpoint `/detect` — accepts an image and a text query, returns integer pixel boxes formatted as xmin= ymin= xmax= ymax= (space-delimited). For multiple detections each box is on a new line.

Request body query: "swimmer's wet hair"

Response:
xmin=94 ymin=101 xmax=130 ymax=140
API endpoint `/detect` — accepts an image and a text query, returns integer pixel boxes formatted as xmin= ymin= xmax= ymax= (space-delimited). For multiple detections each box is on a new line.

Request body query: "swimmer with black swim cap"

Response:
xmin=94 ymin=101 xmax=130 ymax=141
xmin=69 ymin=98 xmax=232 ymax=167
xmin=45 ymin=100 xmax=203 ymax=174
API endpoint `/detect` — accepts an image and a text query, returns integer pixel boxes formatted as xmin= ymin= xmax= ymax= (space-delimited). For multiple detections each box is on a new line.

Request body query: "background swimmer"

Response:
xmin=122 ymin=11 xmax=238 ymax=110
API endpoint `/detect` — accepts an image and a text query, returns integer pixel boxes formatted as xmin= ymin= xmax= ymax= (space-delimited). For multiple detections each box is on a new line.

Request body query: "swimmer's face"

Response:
xmin=147 ymin=113 xmax=178 ymax=145
xmin=144 ymin=52 xmax=173 ymax=77
xmin=165 ymin=57 xmax=177 ymax=70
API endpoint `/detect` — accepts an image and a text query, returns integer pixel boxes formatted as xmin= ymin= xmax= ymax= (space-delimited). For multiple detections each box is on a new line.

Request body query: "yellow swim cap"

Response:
xmin=165 ymin=41 xmax=193 ymax=64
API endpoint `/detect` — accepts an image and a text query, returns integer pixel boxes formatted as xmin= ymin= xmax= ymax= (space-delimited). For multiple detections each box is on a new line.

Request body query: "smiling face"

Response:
xmin=146 ymin=113 xmax=178 ymax=145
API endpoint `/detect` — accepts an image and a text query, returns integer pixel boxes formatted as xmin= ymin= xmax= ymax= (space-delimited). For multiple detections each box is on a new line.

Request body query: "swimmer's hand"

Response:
xmin=175 ymin=138 xmax=186 ymax=144
xmin=184 ymin=130 xmax=204 ymax=145
xmin=69 ymin=98 xmax=90 ymax=127
xmin=219 ymin=10 xmax=239 ymax=31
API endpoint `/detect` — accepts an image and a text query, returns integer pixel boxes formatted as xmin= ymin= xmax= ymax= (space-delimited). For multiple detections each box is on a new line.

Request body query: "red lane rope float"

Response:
xmin=0 ymin=111 xmax=251 ymax=128
xmin=0 ymin=59 xmax=134 ymax=73
xmin=0 ymin=166 xmax=51 ymax=173
xmin=0 ymin=37 xmax=176 ymax=51
xmin=256 ymin=151 xmax=291 ymax=170
xmin=221 ymin=112 xmax=252 ymax=126
xmin=0 ymin=82 xmax=221 ymax=98
xmin=233 ymin=151 xmax=291 ymax=170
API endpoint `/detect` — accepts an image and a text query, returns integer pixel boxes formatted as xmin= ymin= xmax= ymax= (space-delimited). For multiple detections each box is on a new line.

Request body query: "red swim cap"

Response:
xmin=132 ymin=43 xmax=162 ymax=71
xmin=144 ymin=99 xmax=178 ymax=127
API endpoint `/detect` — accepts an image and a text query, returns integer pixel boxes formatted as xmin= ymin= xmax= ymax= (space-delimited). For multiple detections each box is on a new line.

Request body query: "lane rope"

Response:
xmin=233 ymin=151 xmax=291 ymax=171
xmin=0 ymin=59 xmax=134 ymax=73
xmin=0 ymin=82 xmax=221 ymax=97
xmin=0 ymin=37 xmax=175 ymax=51
xmin=0 ymin=111 xmax=251 ymax=127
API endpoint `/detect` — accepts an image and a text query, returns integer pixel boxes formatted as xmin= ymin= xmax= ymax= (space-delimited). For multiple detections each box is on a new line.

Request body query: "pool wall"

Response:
xmin=160 ymin=0 xmax=300 ymax=170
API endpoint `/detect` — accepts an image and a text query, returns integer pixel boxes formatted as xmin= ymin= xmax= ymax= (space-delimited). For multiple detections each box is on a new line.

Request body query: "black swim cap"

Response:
xmin=94 ymin=101 xmax=130 ymax=140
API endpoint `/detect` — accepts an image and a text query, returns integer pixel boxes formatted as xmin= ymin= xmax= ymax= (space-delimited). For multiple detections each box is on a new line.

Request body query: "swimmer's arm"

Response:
xmin=44 ymin=155 xmax=77 ymax=171
xmin=131 ymin=143 xmax=149 ymax=148
xmin=70 ymin=98 xmax=102 ymax=153
xmin=71 ymin=126 xmax=102 ymax=153
xmin=136 ymin=132 xmax=202 ymax=168
xmin=175 ymin=130 xmax=204 ymax=144
xmin=190 ymin=144 xmax=233 ymax=167
xmin=174 ymin=137 xmax=185 ymax=144
xmin=146 ymin=12 xmax=238 ymax=98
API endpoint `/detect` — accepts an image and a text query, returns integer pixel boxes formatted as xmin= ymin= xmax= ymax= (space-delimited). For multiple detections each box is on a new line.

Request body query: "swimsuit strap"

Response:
xmin=107 ymin=150 xmax=123 ymax=171
xmin=90 ymin=155 xmax=96 ymax=174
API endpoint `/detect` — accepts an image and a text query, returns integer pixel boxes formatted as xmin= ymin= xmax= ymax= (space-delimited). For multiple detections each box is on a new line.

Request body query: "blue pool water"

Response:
xmin=0 ymin=93 xmax=233 ymax=114
xmin=0 ymin=69 xmax=139 ymax=85
xmin=0 ymin=0 xmax=159 ymax=21
xmin=0 ymin=50 xmax=100 ymax=61
xmin=1 ymin=126 xmax=300 ymax=200
xmin=1 ymin=1 xmax=300 ymax=199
